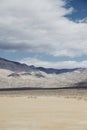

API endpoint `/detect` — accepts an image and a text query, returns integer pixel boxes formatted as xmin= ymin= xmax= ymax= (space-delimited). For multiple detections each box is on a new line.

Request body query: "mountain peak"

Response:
xmin=0 ymin=57 xmax=31 ymax=72
xmin=0 ymin=57 xmax=86 ymax=74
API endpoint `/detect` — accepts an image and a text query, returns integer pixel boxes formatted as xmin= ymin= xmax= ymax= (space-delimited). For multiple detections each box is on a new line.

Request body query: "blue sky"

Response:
xmin=66 ymin=0 xmax=87 ymax=21
xmin=65 ymin=0 xmax=87 ymax=20
xmin=0 ymin=0 xmax=87 ymax=68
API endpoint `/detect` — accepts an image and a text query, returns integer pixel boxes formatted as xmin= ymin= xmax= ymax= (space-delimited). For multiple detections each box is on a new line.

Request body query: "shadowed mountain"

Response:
xmin=36 ymin=67 xmax=80 ymax=74
xmin=74 ymin=80 xmax=87 ymax=88
xmin=0 ymin=57 xmax=86 ymax=74
xmin=0 ymin=58 xmax=82 ymax=74
xmin=0 ymin=57 xmax=36 ymax=72
xmin=0 ymin=57 xmax=87 ymax=89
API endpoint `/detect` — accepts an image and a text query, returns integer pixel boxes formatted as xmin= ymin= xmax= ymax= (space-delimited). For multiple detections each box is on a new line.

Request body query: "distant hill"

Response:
xmin=0 ymin=57 xmax=36 ymax=72
xmin=0 ymin=57 xmax=87 ymax=89
xmin=36 ymin=67 xmax=79 ymax=74
xmin=0 ymin=57 xmax=81 ymax=74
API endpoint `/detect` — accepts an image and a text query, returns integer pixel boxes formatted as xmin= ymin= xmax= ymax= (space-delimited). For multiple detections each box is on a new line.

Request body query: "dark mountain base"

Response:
xmin=0 ymin=87 xmax=87 ymax=98
xmin=0 ymin=86 xmax=87 ymax=91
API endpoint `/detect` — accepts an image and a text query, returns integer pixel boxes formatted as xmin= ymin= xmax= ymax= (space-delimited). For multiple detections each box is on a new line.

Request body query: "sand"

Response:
xmin=0 ymin=96 xmax=87 ymax=130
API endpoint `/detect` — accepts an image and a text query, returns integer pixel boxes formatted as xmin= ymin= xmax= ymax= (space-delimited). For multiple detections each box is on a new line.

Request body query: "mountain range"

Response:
xmin=0 ymin=57 xmax=80 ymax=74
xmin=0 ymin=57 xmax=87 ymax=89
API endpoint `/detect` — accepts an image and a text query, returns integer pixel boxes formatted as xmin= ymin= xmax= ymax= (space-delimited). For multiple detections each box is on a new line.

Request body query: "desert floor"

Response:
xmin=0 ymin=96 xmax=87 ymax=130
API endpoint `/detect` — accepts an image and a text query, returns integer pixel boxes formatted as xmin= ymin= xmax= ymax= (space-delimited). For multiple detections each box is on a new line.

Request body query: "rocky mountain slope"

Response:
xmin=0 ymin=57 xmax=87 ymax=89
xmin=0 ymin=57 xmax=36 ymax=72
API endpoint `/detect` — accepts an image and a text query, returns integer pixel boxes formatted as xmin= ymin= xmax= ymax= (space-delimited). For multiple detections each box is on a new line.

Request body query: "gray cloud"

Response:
xmin=0 ymin=0 xmax=87 ymax=57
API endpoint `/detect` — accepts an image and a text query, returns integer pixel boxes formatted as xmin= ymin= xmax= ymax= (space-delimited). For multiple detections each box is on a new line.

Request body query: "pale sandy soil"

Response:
xmin=0 ymin=96 xmax=87 ymax=130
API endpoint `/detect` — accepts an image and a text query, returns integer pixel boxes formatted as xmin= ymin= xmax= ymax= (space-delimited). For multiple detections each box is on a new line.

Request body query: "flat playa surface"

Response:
xmin=0 ymin=88 xmax=87 ymax=97
xmin=0 ymin=95 xmax=87 ymax=130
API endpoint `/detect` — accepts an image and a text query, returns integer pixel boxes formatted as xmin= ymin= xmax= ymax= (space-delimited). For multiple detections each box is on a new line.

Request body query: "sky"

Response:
xmin=0 ymin=0 xmax=87 ymax=68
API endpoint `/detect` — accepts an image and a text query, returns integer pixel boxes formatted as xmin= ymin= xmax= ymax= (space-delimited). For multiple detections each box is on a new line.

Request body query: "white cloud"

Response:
xmin=0 ymin=0 xmax=87 ymax=57
xmin=77 ymin=17 xmax=87 ymax=23
xmin=20 ymin=57 xmax=87 ymax=69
